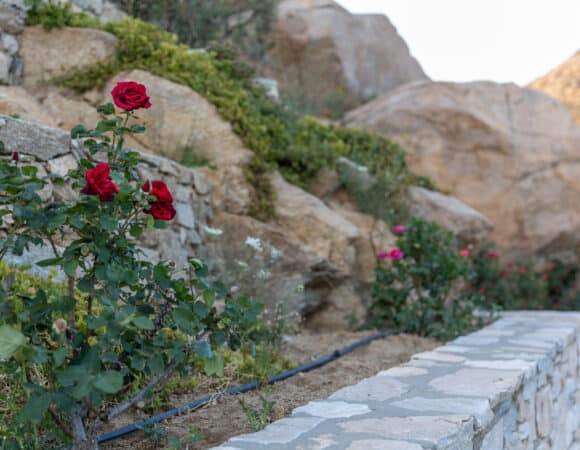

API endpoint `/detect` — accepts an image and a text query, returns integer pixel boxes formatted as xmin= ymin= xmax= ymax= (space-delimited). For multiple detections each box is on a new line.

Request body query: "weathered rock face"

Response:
xmin=103 ymin=70 xmax=253 ymax=166
xmin=0 ymin=86 xmax=57 ymax=126
xmin=20 ymin=26 xmax=117 ymax=86
xmin=529 ymin=50 xmax=580 ymax=124
xmin=409 ymin=187 xmax=493 ymax=246
xmin=345 ymin=81 xmax=580 ymax=262
xmin=265 ymin=0 xmax=427 ymax=112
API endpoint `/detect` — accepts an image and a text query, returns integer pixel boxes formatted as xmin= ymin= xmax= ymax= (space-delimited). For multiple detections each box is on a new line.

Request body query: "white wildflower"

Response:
xmin=245 ymin=236 xmax=263 ymax=252
xmin=230 ymin=285 xmax=239 ymax=293
xmin=256 ymin=269 xmax=272 ymax=280
xmin=237 ymin=260 xmax=249 ymax=269
xmin=203 ymin=226 xmax=223 ymax=236
xmin=269 ymin=246 xmax=283 ymax=260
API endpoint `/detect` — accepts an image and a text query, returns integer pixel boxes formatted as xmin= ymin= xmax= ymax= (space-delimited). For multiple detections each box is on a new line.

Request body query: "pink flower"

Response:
xmin=377 ymin=250 xmax=390 ymax=261
xmin=479 ymin=287 xmax=486 ymax=294
xmin=519 ymin=266 xmax=527 ymax=273
xmin=392 ymin=224 xmax=406 ymax=235
xmin=377 ymin=248 xmax=405 ymax=261
xmin=389 ymin=248 xmax=404 ymax=260
xmin=460 ymin=249 xmax=470 ymax=257
xmin=487 ymin=251 xmax=499 ymax=259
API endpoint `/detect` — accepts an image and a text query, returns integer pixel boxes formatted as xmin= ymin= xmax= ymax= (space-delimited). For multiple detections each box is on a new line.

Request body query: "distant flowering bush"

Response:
xmin=370 ymin=218 xmax=490 ymax=340
xmin=377 ymin=248 xmax=404 ymax=261
xmin=0 ymin=82 xmax=261 ymax=449
xmin=392 ymin=224 xmax=405 ymax=235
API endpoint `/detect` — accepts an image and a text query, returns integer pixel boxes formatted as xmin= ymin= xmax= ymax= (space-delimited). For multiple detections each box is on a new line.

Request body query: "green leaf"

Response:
xmin=70 ymin=125 xmax=88 ymax=139
xmin=172 ymin=307 xmax=194 ymax=332
xmin=0 ymin=325 xmax=26 ymax=360
xmin=22 ymin=393 xmax=51 ymax=424
xmin=133 ymin=316 xmax=155 ymax=330
xmin=99 ymin=215 xmax=118 ymax=232
xmin=148 ymin=353 xmax=164 ymax=374
xmin=97 ymin=103 xmax=115 ymax=115
xmin=193 ymin=341 xmax=213 ymax=359
xmin=204 ymin=353 xmax=224 ymax=377
xmin=36 ymin=257 xmax=62 ymax=267
xmin=53 ymin=348 xmax=68 ymax=367
xmin=93 ymin=371 xmax=123 ymax=394
xmin=146 ymin=214 xmax=155 ymax=229
xmin=63 ymin=259 xmax=78 ymax=277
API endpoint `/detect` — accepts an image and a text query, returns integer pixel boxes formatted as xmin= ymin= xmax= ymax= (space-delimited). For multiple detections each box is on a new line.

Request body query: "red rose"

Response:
xmin=111 ymin=81 xmax=151 ymax=111
xmin=12 ymin=151 xmax=18 ymax=161
xmin=81 ymin=162 xmax=119 ymax=202
xmin=142 ymin=180 xmax=176 ymax=221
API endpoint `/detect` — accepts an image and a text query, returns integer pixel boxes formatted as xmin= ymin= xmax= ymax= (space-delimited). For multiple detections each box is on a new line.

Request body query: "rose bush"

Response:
xmin=370 ymin=218 xmax=493 ymax=340
xmin=0 ymin=82 xmax=261 ymax=449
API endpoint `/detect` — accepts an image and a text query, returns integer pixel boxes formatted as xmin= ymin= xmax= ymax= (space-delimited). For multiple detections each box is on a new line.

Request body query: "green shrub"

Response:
xmin=469 ymin=245 xmax=546 ymax=310
xmin=111 ymin=0 xmax=276 ymax=61
xmin=370 ymin=218 xmax=491 ymax=340
xmin=25 ymin=2 xmax=433 ymax=223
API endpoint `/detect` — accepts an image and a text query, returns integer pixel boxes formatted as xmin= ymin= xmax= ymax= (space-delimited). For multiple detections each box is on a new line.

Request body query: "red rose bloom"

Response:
xmin=142 ymin=180 xmax=176 ymax=221
xmin=111 ymin=81 xmax=151 ymax=111
xmin=81 ymin=162 xmax=119 ymax=202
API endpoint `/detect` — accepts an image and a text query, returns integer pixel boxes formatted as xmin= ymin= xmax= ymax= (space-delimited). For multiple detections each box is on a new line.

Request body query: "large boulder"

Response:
xmin=103 ymin=70 xmax=253 ymax=166
xmin=529 ymin=50 xmax=580 ymax=124
xmin=0 ymin=86 xmax=57 ymax=126
xmin=270 ymin=171 xmax=360 ymax=277
xmin=20 ymin=26 xmax=117 ymax=86
xmin=409 ymin=187 xmax=493 ymax=246
xmin=265 ymin=0 xmax=427 ymax=113
xmin=345 ymin=81 xmax=580 ymax=262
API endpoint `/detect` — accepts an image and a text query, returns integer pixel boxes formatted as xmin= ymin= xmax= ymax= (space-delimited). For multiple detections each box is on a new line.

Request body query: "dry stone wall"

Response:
xmin=0 ymin=114 xmax=212 ymax=273
xmin=212 ymin=311 xmax=580 ymax=450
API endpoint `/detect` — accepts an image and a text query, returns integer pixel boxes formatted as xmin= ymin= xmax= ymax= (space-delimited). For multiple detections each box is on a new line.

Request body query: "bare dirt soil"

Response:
xmin=102 ymin=331 xmax=438 ymax=449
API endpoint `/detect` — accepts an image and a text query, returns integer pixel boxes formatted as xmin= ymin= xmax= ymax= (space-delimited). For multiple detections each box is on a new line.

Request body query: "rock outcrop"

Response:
xmin=20 ymin=26 xmax=117 ymax=86
xmin=529 ymin=51 xmax=580 ymax=124
xmin=265 ymin=0 xmax=427 ymax=113
xmin=103 ymin=70 xmax=253 ymax=166
xmin=409 ymin=187 xmax=493 ymax=246
xmin=345 ymin=81 xmax=580 ymax=262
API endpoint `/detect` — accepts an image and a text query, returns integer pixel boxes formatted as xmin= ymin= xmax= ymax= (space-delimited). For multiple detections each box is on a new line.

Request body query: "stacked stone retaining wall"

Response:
xmin=0 ymin=115 xmax=212 ymax=273
xmin=212 ymin=311 xmax=580 ymax=450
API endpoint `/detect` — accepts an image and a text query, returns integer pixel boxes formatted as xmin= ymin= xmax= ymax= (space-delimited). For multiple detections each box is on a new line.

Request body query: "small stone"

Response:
xmin=452 ymin=336 xmax=499 ymax=346
xmin=413 ymin=351 xmax=466 ymax=363
xmin=0 ymin=51 xmax=11 ymax=83
xmin=535 ymin=386 xmax=552 ymax=438
xmin=293 ymin=401 xmax=370 ymax=419
xmin=48 ymin=154 xmax=77 ymax=177
xmin=0 ymin=33 xmax=18 ymax=54
xmin=480 ymin=419 xmax=503 ymax=450
xmin=464 ymin=359 xmax=537 ymax=380
xmin=378 ymin=366 xmax=428 ymax=377
xmin=429 ymin=368 xmax=523 ymax=408
xmin=436 ymin=345 xmax=475 ymax=354
xmin=346 ymin=440 xmax=423 ymax=450
xmin=175 ymin=202 xmax=195 ymax=229
xmin=330 ymin=376 xmax=409 ymax=402
xmin=194 ymin=170 xmax=211 ymax=195
xmin=338 ymin=415 xmax=474 ymax=447
xmin=391 ymin=396 xmax=494 ymax=430
xmin=231 ymin=416 xmax=324 ymax=445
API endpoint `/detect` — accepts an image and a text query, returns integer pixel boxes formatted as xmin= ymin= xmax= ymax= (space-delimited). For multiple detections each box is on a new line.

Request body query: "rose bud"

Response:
xmin=12 ymin=151 xmax=19 ymax=161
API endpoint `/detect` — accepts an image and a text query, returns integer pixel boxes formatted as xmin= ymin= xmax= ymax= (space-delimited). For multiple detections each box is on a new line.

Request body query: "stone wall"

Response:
xmin=212 ymin=311 xmax=580 ymax=450
xmin=0 ymin=115 xmax=212 ymax=272
xmin=0 ymin=0 xmax=125 ymax=86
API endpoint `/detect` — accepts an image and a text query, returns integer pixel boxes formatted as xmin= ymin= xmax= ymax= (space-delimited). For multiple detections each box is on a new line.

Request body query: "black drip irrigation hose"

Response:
xmin=98 ymin=329 xmax=403 ymax=444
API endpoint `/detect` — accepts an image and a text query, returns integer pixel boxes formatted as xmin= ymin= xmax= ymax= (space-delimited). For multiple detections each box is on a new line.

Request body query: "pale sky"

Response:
xmin=335 ymin=0 xmax=580 ymax=86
